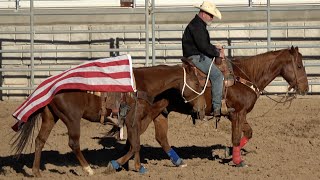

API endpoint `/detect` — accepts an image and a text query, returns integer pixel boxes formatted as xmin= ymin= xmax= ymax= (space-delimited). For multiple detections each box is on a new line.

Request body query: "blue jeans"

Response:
xmin=189 ymin=54 xmax=223 ymax=111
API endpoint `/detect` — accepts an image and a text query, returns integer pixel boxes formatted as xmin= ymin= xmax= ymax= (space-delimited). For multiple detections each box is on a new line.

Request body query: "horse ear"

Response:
xmin=184 ymin=64 xmax=197 ymax=76
xmin=290 ymin=45 xmax=295 ymax=54
xmin=295 ymin=46 xmax=299 ymax=52
xmin=184 ymin=64 xmax=192 ymax=73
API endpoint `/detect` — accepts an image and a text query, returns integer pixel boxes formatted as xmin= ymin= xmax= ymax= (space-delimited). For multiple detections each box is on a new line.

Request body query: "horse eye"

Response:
xmin=297 ymin=64 xmax=302 ymax=68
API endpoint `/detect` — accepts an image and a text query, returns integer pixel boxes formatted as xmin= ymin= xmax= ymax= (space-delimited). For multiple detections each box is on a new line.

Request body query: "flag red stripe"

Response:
xmin=40 ymin=59 xmax=130 ymax=87
xmin=15 ymin=65 xmax=131 ymax=112
xmin=12 ymin=55 xmax=134 ymax=122
xmin=20 ymin=83 xmax=133 ymax=122
xmin=13 ymin=71 xmax=131 ymax=117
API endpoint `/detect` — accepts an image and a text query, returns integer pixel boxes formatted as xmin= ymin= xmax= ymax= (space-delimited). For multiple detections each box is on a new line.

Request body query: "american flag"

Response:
xmin=12 ymin=54 xmax=135 ymax=123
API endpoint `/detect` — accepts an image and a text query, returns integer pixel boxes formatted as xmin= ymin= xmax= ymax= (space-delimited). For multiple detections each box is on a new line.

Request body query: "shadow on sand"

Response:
xmin=0 ymin=136 xmax=245 ymax=176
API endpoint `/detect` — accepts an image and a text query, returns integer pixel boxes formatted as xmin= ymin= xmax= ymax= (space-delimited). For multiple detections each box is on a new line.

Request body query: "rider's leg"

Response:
xmin=190 ymin=54 xmax=234 ymax=116
xmin=190 ymin=54 xmax=222 ymax=113
xmin=209 ymin=64 xmax=224 ymax=116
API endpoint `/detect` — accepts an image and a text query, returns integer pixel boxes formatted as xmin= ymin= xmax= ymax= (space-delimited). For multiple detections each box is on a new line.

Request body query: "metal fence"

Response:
xmin=150 ymin=0 xmax=320 ymax=93
xmin=0 ymin=0 xmax=150 ymax=96
xmin=0 ymin=0 xmax=319 ymax=98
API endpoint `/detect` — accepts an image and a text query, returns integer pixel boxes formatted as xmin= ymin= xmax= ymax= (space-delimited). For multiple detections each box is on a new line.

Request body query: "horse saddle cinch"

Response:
xmin=181 ymin=56 xmax=235 ymax=115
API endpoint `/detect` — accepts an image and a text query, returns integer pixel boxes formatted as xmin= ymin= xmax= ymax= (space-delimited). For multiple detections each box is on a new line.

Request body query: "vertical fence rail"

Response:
xmin=29 ymin=0 xmax=35 ymax=94
xmin=144 ymin=0 xmax=149 ymax=66
xmin=151 ymin=0 xmax=156 ymax=66
xmin=267 ymin=0 xmax=271 ymax=51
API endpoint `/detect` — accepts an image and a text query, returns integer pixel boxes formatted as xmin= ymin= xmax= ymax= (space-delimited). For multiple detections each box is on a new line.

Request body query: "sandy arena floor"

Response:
xmin=0 ymin=95 xmax=320 ymax=180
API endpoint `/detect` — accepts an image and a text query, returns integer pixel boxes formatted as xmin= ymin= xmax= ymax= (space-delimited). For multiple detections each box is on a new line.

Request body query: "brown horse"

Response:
xmin=12 ymin=64 xmax=206 ymax=177
xmin=148 ymin=46 xmax=309 ymax=167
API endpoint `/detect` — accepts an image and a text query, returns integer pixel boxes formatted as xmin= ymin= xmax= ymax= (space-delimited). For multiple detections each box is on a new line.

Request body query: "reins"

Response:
xmin=262 ymin=90 xmax=297 ymax=104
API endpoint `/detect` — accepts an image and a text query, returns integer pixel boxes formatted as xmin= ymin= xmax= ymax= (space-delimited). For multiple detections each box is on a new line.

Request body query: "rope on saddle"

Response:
xmin=181 ymin=58 xmax=213 ymax=103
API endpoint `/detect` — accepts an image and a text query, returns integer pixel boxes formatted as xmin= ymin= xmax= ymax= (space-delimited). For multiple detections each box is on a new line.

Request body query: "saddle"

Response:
xmin=181 ymin=56 xmax=235 ymax=115
xmin=90 ymin=91 xmax=124 ymax=125
xmin=88 ymin=74 xmax=154 ymax=139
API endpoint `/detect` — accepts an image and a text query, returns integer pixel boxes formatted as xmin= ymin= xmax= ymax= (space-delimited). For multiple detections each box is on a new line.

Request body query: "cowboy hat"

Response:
xmin=194 ymin=1 xmax=222 ymax=20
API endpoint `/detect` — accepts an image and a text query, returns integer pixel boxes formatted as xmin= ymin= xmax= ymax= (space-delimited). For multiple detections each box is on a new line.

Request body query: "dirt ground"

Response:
xmin=0 ymin=95 xmax=320 ymax=180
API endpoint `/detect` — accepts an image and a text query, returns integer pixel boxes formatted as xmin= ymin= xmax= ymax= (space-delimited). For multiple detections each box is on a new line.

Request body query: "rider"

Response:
xmin=182 ymin=0 xmax=234 ymax=117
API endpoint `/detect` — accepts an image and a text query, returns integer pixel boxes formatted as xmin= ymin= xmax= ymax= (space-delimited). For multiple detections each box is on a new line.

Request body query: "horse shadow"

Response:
xmin=0 ymin=136 xmax=248 ymax=176
xmin=98 ymin=137 xmax=245 ymax=166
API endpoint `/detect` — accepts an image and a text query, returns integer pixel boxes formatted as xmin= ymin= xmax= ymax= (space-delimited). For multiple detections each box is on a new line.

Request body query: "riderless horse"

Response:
xmin=12 ymin=64 xmax=206 ymax=177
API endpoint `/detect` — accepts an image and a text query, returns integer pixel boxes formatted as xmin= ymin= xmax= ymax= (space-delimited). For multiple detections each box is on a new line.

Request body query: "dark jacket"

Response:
xmin=182 ymin=15 xmax=220 ymax=58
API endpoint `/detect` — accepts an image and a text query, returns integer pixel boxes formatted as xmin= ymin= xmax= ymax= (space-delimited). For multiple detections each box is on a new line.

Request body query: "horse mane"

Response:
xmin=231 ymin=49 xmax=290 ymax=80
xmin=232 ymin=49 xmax=286 ymax=64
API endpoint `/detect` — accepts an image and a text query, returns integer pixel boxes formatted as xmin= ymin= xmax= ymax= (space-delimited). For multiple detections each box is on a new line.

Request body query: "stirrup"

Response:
xmin=221 ymin=108 xmax=235 ymax=115
xmin=220 ymin=99 xmax=235 ymax=115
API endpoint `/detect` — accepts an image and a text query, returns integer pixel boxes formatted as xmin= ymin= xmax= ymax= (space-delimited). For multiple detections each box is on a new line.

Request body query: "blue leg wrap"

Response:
xmin=110 ymin=160 xmax=120 ymax=170
xmin=139 ymin=166 xmax=147 ymax=174
xmin=167 ymin=148 xmax=182 ymax=166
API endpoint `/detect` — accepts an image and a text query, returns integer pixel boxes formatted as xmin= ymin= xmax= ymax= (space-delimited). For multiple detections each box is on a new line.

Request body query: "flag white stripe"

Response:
xmin=14 ymin=64 xmax=131 ymax=116
xmin=16 ymin=76 xmax=132 ymax=120
xmin=13 ymin=54 xmax=134 ymax=121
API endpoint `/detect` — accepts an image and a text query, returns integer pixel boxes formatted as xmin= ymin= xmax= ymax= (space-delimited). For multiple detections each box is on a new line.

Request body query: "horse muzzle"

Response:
xmin=192 ymin=101 xmax=206 ymax=120
xmin=289 ymin=83 xmax=309 ymax=96
xmin=297 ymin=88 xmax=308 ymax=95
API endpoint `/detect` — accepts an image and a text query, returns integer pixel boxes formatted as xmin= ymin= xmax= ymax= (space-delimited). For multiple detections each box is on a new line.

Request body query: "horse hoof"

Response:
xmin=236 ymin=161 xmax=248 ymax=167
xmin=178 ymin=160 xmax=187 ymax=168
xmin=225 ymin=147 xmax=232 ymax=158
xmin=105 ymin=164 xmax=116 ymax=174
xmin=139 ymin=166 xmax=147 ymax=174
xmin=32 ymin=170 xmax=41 ymax=178
xmin=33 ymin=171 xmax=41 ymax=178
xmin=173 ymin=158 xmax=187 ymax=167
xmin=83 ymin=166 xmax=94 ymax=176
xmin=104 ymin=161 xmax=119 ymax=174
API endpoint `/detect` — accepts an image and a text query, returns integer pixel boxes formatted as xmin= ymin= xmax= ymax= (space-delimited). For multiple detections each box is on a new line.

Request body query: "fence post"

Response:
xmin=267 ymin=0 xmax=271 ymax=51
xmin=151 ymin=0 xmax=156 ymax=66
xmin=29 ymin=0 xmax=35 ymax=94
xmin=145 ymin=0 xmax=149 ymax=66
xmin=0 ymin=41 xmax=2 ymax=101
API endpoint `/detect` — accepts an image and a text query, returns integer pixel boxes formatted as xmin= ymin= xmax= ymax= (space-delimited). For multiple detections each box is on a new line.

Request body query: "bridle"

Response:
xmin=264 ymin=49 xmax=305 ymax=104
xmin=233 ymin=48 xmax=303 ymax=98
xmin=287 ymin=48 xmax=304 ymax=92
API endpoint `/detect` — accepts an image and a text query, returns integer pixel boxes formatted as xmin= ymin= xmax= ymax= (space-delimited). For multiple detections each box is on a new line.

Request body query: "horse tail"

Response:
xmin=11 ymin=112 xmax=41 ymax=159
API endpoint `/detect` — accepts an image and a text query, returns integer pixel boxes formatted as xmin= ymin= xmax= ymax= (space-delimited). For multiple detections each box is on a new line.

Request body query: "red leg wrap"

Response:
xmin=232 ymin=146 xmax=242 ymax=165
xmin=240 ymin=136 xmax=249 ymax=148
